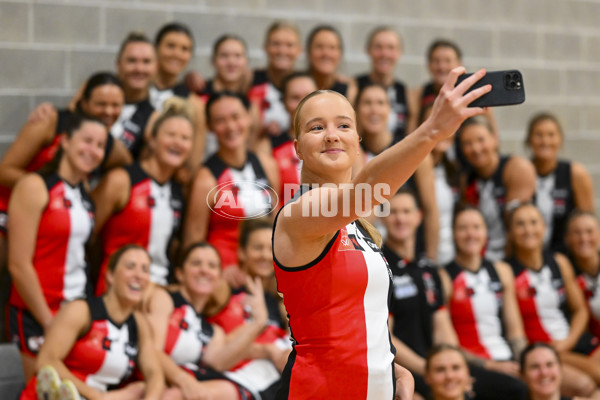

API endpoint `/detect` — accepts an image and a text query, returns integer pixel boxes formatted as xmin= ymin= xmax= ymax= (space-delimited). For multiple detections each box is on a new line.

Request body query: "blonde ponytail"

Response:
xmin=151 ymin=97 xmax=195 ymax=138
xmin=357 ymin=217 xmax=382 ymax=248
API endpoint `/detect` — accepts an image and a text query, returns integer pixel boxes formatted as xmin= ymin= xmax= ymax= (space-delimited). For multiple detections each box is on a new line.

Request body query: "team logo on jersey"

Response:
xmin=102 ymin=337 xmax=112 ymax=350
xmin=147 ymin=196 xmax=156 ymax=207
xmin=27 ymin=335 xmax=45 ymax=352
xmin=63 ymin=198 xmax=72 ymax=208
xmin=179 ymin=319 xmax=189 ymax=331
xmin=393 ymin=275 xmax=418 ymax=299
xmin=207 ymin=180 xmax=278 ymax=221
xmin=125 ymin=342 xmax=138 ymax=358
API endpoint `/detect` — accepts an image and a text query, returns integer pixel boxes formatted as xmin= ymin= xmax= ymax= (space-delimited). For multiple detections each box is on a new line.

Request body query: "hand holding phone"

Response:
xmin=456 ymin=70 xmax=525 ymax=107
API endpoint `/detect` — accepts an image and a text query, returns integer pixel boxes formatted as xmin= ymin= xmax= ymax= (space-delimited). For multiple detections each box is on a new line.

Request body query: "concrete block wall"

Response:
xmin=1 ymin=0 xmax=599 ymax=208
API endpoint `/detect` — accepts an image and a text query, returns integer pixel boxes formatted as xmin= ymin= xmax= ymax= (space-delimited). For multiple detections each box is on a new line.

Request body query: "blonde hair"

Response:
xmin=264 ymin=20 xmax=300 ymax=47
xmin=151 ymin=97 xmax=194 ymax=138
xmin=292 ymin=90 xmax=383 ymax=248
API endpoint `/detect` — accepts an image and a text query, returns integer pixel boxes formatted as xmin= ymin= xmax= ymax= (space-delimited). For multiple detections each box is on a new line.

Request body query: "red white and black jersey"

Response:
xmin=356 ymin=75 xmax=410 ymax=141
xmin=384 ymin=247 xmax=444 ymax=358
xmin=64 ymin=297 xmax=138 ymax=391
xmin=535 ymin=160 xmax=575 ymax=253
xmin=205 ymin=152 xmax=273 ymax=267
xmin=274 ymin=201 xmax=396 ymax=399
xmin=270 ymin=132 xmax=300 ymax=208
xmin=463 ymin=156 xmax=510 ymax=261
xmin=446 ymin=260 xmax=512 ymax=361
xmin=110 ymin=99 xmax=155 ymax=159
xmin=149 ymin=82 xmax=190 ymax=111
xmin=164 ymin=291 xmax=215 ymax=372
xmin=208 ymin=288 xmax=290 ymax=399
xmin=97 ymin=163 xmax=183 ymax=293
xmin=9 ymin=173 xmax=94 ymax=312
xmin=569 ymin=254 xmax=600 ymax=338
xmin=507 ymin=254 xmax=570 ymax=343
xmin=248 ymin=70 xmax=289 ymax=133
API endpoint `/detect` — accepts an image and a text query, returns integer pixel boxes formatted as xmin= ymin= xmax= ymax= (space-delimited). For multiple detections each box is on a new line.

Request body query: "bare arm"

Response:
xmin=554 ymin=253 xmax=589 ymax=352
xmin=0 ymin=108 xmax=57 ymax=188
xmin=134 ymin=312 xmax=165 ymax=400
xmin=495 ymin=261 xmax=526 ymax=346
xmin=275 ymin=68 xmax=491 ymax=268
xmin=571 ymin=161 xmax=594 ymax=212
xmin=188 ymin=95 xmax=207 ymax=170
xmin=90 ymin=168 xmax=130 ymax=237
xmin=414 ymin=154 xmax=439 ymax=260
xmin=182 ymin=168 xmax=215 ymax=248
xmin=503 ymin=156 xmax=536 ymax=205
xmin=101 ymin=139 xmax=132 ymax=171
xmin=7 ymin=174 xmax=52 ymax=329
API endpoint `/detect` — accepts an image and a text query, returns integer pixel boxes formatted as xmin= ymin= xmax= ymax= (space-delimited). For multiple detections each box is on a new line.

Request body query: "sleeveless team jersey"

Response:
xmin=270 ymin=133 xmax=300 ymax=208
xmin=464 ymin=156 xmax=510 ymax=261
xmin=149 ymin=82 xmax=190 ymax=111
xmin=446 ymin=260 xmax=512 ymax=360
xmin=535 ymin=161 xmax=575 ymax=252
xmin=356 ymin=75 xmax=410 ymax=141
xmin=507 ymin=254 xmax=570 ymax=342
xmin=329 ymin=80 xmax=349 ymax=98
xmin=164 ymin=291 xmax=215 ymax=372
xmin=206 ymin=152 xmax=273 ymax=267
xmin=383 ymin=246 xmax=444 ymax=358
xmin=248 ymin=70 xmax=289 ymax=133
xmin=273 ymin=210 xmax=396 ymax=399
xmin=9 ymin=173 xmax=94 ymax=312
xmin=110 ymin=98 xmax=154 ymax=159
xmin=420 ymin=82 xmax=437 ymax=109
xmin=208 ymin=288 xmax=290 ymax=399
xmin=569 ymin=254 xmax=600 ymax=338
xmin=97 ymin=163 xmax=183 ymax=293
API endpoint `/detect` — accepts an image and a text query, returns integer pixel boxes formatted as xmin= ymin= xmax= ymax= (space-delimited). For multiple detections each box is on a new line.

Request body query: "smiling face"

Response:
xmin=151 ymin=116 xmax=193 ymax=169
xmin=426 ymin=349 xmax=471 ymax=400
xmin=308 ymin=30 xmax=342 ymax=76
xmin=509 ymin=205 xmax=546 ymax=253
xmin=368 ymin=30 xmax=401 ymax=77
xmin=156 ymin=31 xmax=193 ymax=78
xmin=356 ymin=85 xmax=390 ymax=136
xmin=294 ymin=91 xmax=359 ymax=178
xmin=265 ymin=27 xmax=301 ymax=73
xmin=239 ymin=228 xmax=273 ymax=279
xmin=522 ymin=347 xmax=562 ymax=398
xmin=213 ymin=38 xmax=247 ymax=84
xmin=428 ymin=45 xmax=461 ymax=87
xmin=383 ymin=193 xmax=422 ymax=243
xmin=566 ymin=214 xmax=600 ymax=260
xmin=177 ymin=246 xmax=222 ymax=297
xmin=80 ymin=84 xmax=124 ymax=129
xmin=106 ymin=248 xmax=151 ymax=306
xmin=117 ymin=41 xmax=157 ymax=92
xmin=283 ymin=76 xmax=317 ymax=117
xmin=209 ymin=96 xmax=252 ymax=151
xmin=453 ymin=209 xmax=487 ymax=257
xmin=528 ymin=118 xmax=562 ymax=164
xmin=459 ymin=123 xmax=498 ymax=171
xmin=62 ymin=120 xmax=107 ymax=175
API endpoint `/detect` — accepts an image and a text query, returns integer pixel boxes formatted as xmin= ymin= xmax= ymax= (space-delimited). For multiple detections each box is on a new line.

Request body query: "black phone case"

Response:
xmin=455 ymin=70 xmax=525 ymax=107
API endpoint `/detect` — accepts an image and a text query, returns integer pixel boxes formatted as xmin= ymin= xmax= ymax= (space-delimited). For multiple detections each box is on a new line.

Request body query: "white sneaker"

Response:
xmin=58 ymin=379 xmax=80 ymax=400
xmin=36 ymin=365 xmax=61 ymax=400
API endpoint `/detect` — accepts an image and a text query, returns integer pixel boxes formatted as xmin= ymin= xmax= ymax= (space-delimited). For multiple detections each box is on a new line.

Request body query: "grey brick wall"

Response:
xmin=1 ymin=0 xmax=599 ymax=208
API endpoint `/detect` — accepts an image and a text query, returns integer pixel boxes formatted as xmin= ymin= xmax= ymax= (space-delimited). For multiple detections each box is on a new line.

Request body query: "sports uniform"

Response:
xmin=110 ymin=99 xmax=155 ymax=160
xmin=19 ymin=296 xmax=139 ymax=399
xmin=446 ymin=260 xmax=512 ymax=361
xmin=463 ymin=156 xmax=510 ymax=261
xmin=9 ymin=172 xmax=94 ymax=355
xmin=248 ymin=70 xmax=290 ymax=133
xmin=149 ymin=82 xmax=190 ymax=111
xmin=164 ymin=291 xmax=253 ymax=398
xmin=329 ymin=80 xmax=349 ymax=98
xmin=274 ymin=201 xmax=396 ymax=399
xmin=205 ymin=152 xmax=273 ymax=268
xmin=356 ymin=75 xmax=410 ymax=141
xmin=270 ymin=133 xmax=300 ymax=208
xmin=208 ymin=288 xmax=290 ymax=399
xmin=535 ymin=161 xmax=575 ymax=252
xmin=568 ymin=254 xmax=600 ymax=339
xmin=96 ymin=163 xmax=183 ymax=294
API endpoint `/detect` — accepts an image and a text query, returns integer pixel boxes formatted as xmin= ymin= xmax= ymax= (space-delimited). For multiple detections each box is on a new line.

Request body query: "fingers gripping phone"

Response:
xmin=456 ymin=70 xmax=525 ymax=107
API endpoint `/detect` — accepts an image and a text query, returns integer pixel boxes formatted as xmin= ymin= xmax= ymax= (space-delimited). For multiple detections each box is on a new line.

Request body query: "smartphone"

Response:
xmin=455 ymin=70 xmax=525 ymax=107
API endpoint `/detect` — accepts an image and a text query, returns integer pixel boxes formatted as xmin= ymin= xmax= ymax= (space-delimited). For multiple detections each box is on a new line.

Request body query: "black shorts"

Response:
xmin=193 ymin=363 xmax=254 ymax=400
xmin=573 ymin=331 xmax=600 ymax=356
xmin=8 ymin=306 xmax=44 ymax=357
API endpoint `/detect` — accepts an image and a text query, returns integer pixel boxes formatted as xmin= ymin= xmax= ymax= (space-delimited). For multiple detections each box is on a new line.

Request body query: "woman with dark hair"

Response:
xmin=184 ymin=91 xmax=279 ymax=288
xmin=424 ymin=344 xmax=472 ymax=400
xmin=7 ymin=114 xmax=108 ymax=380
xmin=92 ymin=98 xmax=193 ymax=294
xmin=459 ymin=115 xmax=536 ymax=261
xmin=306 ymin=25 xmax=357 ymax=103
xmin=526 ymin=112 xmax=594 ymax=253
xmin=506 ymin=203 xmax=600 ymax=387
xmin=565 ymin=211 xmax=600 ymax=339
xmin=207 ymin=218 xmax=291 ymax=399
xmin=21 ymin=245 xmax=171 ymax=400
xmin=145 ymin=241 xmax=268 ymax=400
